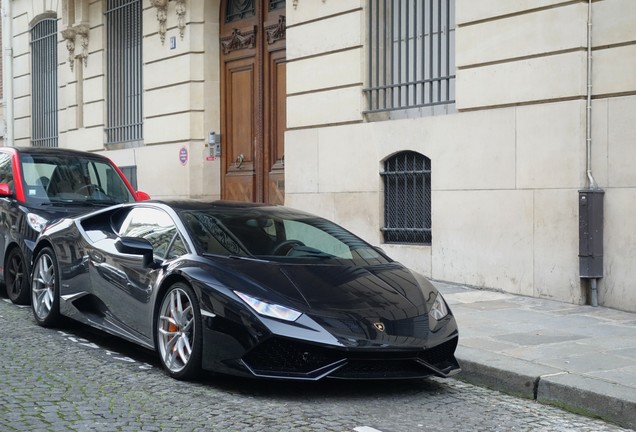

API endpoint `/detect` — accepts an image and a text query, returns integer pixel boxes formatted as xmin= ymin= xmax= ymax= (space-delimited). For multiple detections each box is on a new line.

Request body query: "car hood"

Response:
xmin=201 ymin=257 xmax=451 ymax=347
xmin=279 ymin=264 xmax=428 ymax=316
xmin=28 ymin=203 xmax=111 ymax=221
xmin=209 ymin=258 xmax=432 ymax=319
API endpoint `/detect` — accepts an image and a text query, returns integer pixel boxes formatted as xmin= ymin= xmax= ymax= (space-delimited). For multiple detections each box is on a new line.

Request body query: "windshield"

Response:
xmin=20 ymin=153 xmax=135 ymax=206
xmin=180 ymin=208 xmax=390 ymax=266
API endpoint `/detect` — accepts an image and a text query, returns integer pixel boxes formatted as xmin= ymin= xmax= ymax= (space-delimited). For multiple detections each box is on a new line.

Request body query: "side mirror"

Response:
xmin=136 ymin=191 xmax=151 ymax=201
xmin=0 ymin=183 xmax=12 ymax=197
xmin=115 ymin=236 xmax=155 ymax=267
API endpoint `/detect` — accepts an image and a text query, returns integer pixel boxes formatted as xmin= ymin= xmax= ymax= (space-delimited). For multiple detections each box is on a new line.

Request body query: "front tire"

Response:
xmin=156 ymin=282 xmax=202 ymax=380
xmin=6 ymin=248 xmax=30 ymax=305
xmin=31 ymin=247 xmax=61 ymax=327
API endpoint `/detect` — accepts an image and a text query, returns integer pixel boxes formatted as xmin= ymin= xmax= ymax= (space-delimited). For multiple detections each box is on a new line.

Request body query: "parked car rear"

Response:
xmin=0 ymin=146 xmax=149 ymax=304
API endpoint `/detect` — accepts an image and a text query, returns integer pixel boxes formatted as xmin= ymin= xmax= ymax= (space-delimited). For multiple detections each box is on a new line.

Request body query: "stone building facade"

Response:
xmin=2 ymin=0 xmax=636 ymax=311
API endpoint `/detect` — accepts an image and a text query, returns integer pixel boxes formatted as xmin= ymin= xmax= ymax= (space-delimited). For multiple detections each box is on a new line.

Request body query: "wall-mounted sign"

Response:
xmin=179 ymin=146 xmax=188 ymax=165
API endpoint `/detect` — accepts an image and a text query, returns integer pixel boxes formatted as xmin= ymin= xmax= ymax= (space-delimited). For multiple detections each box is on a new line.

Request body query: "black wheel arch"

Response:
xmin=31 ymin=239 xmax=55 ymax=270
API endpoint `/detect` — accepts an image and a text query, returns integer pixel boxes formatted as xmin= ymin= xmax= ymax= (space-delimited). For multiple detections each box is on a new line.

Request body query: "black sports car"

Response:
xmin=31 ymin=200 xmax=460 ymax=381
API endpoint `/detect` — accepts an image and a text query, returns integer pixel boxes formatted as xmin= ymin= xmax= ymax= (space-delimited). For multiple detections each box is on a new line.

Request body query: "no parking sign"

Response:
xmin=179 ymin=146 xmax=188 ymax=165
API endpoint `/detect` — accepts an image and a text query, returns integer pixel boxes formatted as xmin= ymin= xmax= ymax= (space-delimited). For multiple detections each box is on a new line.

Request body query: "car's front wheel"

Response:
xmin=5 ymin=248 xmax=30 ymax=305
xmin=31 ymin=247 xmax=61 ymax=327
xmin=156 ymin=282 xmax=202 ymax=380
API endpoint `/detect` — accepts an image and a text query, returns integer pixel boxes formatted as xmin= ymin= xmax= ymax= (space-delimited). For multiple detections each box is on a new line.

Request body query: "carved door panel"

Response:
xmin=220 ymin=0 xmax=286 ymax=204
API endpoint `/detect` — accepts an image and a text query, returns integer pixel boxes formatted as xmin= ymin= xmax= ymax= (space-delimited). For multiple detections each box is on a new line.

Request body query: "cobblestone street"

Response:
xmin=0 ymin=296 xmax=630 ymax=432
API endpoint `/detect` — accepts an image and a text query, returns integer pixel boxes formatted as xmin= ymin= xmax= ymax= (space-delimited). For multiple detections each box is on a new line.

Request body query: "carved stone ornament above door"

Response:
xmin=220 ymin=27 xmax=257 ymax=54
xmin=265 ymin=15 xmax=285 ymax=44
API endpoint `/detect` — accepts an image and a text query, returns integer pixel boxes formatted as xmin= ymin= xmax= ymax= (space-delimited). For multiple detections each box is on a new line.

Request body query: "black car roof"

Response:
xmin=149 ymin=199 xmax=276 ymax=211
xmin=147 ymin=199 xmax=315 ymax=217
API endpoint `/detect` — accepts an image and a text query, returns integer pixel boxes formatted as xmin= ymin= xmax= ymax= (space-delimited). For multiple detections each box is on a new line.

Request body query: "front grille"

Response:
xmin=331 ymin=358 xmax=432 ymax=379
xmin=243 ymin=338 xmax=344 ymax=373
xmin=242 ymin=336 xmax=459 ymax=379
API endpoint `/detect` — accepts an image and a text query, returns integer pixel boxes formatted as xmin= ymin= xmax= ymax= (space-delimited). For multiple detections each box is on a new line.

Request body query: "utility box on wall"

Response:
xmin=579 ymin=189 xmax=604 ymax=278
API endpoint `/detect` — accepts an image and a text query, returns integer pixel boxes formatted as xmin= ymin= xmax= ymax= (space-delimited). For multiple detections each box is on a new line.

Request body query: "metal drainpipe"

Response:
xmin=585 ymin=0 xmax=599 ymax=307
xmin=2 ymin=0 xmax=14 ymax=147
xmin=586 ymin=0 xmax=596 ymax=190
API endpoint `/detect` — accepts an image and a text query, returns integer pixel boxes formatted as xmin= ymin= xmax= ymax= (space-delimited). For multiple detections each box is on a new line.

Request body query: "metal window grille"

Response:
xmin=226 ymin=0 xmax=255 ymax=22
xmin=105 ymin=0 xmax=143 ymax=145
xmin=269 ymin=0 xmax=286 ymax=10
xmin=31 ymin=18 xmax=58 ymax=148
xmin=365 ymin=0 xmax=456 ymax=115
xmin=381 ymin=151 xmax=431 ymax=244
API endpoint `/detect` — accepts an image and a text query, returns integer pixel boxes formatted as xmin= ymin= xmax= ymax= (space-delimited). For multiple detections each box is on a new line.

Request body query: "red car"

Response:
xmin=0 ymin=146 xmax=149 ymax=304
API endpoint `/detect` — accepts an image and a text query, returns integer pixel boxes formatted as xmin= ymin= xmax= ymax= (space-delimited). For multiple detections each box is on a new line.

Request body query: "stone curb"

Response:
xmin=455 ymin=347 xmax=562 ymax=400
xmin=538 ymin=373 xmax=636 ymax=430
xmin=455 ymin=347 xmax=636 ymax=430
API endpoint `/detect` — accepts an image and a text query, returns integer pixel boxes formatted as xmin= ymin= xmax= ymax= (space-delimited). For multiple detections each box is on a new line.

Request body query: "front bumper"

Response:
xmin=200 ymin=310 xmax=461 ymax=380
xmin=241 ymin=335 xmax=460 ymax=380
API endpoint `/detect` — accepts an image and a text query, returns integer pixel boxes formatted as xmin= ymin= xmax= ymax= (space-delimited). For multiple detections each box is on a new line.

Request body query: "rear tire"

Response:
xmin=156 ymin=282 xmax=202 ymax=380
xmin=31 ymin=247 xmax=61 ymax=327
xmin=5 ymin=248 xmax=30 ymax=305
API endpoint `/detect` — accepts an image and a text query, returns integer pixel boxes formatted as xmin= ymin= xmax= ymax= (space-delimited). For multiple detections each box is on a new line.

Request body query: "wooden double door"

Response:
xmin=220 ymin=0 xmax=286 ymax=204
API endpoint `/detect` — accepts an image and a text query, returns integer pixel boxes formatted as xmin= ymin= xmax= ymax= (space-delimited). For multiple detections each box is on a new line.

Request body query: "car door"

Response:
xmin=0 ymin=152 xmax=15 ymax=272
xmin=89 ymin=206 xmax=187 ymax=341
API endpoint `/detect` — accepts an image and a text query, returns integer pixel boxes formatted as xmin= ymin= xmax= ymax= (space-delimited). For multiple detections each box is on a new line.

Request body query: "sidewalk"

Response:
xmin=434 ymin=281 xmax=636 ymax=430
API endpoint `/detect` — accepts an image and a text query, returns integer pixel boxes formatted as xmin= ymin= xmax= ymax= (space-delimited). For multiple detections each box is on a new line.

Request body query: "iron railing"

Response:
xmin=105 ymin=0 xmax=143 ymax=145
xmin=365 ymin=0 xmax=456 ymax=115
xmin=31 ymin=18 xmax=58 ymax=148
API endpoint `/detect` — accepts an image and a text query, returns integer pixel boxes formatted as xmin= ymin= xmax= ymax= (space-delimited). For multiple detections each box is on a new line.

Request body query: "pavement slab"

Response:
xmin=435 ymin=281 xmax=636 ymax=431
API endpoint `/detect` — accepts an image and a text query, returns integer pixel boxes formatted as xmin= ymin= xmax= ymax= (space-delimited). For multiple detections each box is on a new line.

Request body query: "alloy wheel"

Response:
xmin=157 ymin=286 xmax=197 ymax=375
xmin=31 ymin=251 xmax=57 ymax=324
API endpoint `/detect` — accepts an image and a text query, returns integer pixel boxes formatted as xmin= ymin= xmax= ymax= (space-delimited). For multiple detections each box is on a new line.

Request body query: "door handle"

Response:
xmin=235 ymin=153 xmax=244 ymax=169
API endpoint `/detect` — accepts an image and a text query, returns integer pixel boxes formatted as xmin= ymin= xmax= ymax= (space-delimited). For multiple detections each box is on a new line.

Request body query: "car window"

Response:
xmin=180 ymin=211 xmax=250 ymax=256
xmin=180 ymin=209 xmax=389 ymax=266
xmin=166 ymin=235 xmax=187 ymax=260
xmin=19 ymin=154 xmax=135 ymax=205
xmin=281 ymin=220 xmax=352 ymax=258
xmin=119 ymin=207 xmax=187 ymax=260
xmin=0 ymin=153 xmax=14 ymax=189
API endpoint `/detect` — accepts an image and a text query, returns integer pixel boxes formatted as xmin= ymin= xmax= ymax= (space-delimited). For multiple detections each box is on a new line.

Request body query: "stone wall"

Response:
xmin=285 ymin=0 xmax=636 ymax=311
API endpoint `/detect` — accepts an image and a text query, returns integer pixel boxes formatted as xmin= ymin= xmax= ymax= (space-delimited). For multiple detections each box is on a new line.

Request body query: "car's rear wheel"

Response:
xmin=156 ymin=282 xmax=202 ymax=380
xmin=5 ymin=248 xmax=30 ymax=305
xmin=31 ymin=247 xmax=61 ymax=327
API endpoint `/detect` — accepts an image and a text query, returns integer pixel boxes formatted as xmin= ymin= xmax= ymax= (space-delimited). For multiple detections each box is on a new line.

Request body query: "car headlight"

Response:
xmin=430 ymin=293 xmax=449 ymax=320
xmin=27 ymin=213 xmax=48 ymax=233
xmin=234 ymin=291 xmax=302 ymax=322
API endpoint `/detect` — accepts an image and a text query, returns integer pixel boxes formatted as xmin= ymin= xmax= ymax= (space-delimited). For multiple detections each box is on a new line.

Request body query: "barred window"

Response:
xmin=31 ymin=18 xmax=58 ymax=148
xmin=225 ymin=0 xmax=255 ymax=22
xmin=105 ymin=0 xmax=143 ymax=146
xmin=381 ymin=151 xmax=431 ymax=244
xmin=365 ymin=0 xmax=455 ymax=117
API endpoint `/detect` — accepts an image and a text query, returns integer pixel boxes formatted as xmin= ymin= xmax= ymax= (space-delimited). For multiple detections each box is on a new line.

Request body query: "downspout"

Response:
xmin=1 ymin=0 xmax=14 ymax=147
xmin=585 ymin=0 xmax=596 ymax=190
xmin=586 ymin=0 xmax=597 ymax=308
xmin=580 ymin=0 xmax=602 ymax=307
